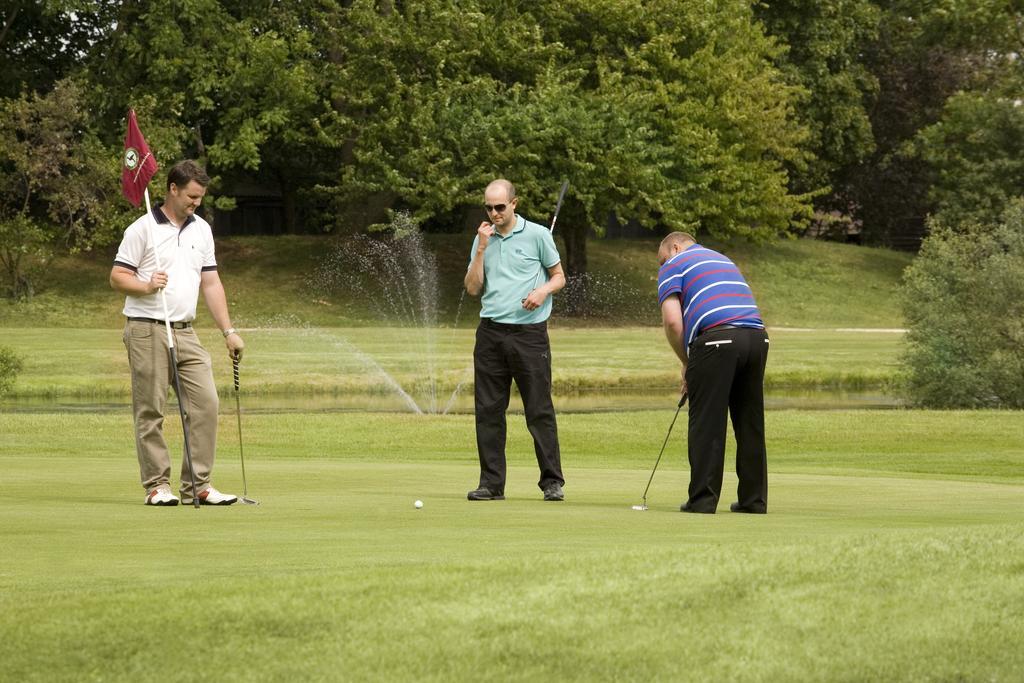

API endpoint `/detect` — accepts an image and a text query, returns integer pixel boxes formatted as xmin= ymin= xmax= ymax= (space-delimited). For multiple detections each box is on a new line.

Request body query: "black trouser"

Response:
xmin=684 ymin=326 xmax=769 ymax=513
xmin=474 ymin=318 xmax=563 ymax=494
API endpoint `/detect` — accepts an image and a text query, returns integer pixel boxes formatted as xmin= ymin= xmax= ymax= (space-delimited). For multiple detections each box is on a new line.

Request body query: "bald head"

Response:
xmin=485 ymin=179 xmax=517 ymax=203
xmin=658 ymin=232 xmax=696 ymax=265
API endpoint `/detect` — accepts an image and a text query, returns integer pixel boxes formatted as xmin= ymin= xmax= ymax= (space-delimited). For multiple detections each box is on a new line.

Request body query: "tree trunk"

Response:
xmin=555 ymin=199 xmax=589 ymax=316
xmin=0 ymin=7 xmax=19 ymax=47
xmin=277 ymin=168 xmax=298 ymax=234
xmin=557 ymin=198 xmax=588 ymax=277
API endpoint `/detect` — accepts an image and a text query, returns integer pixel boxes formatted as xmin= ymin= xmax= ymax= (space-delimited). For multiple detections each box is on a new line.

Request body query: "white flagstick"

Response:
xmin=143 ymin=187 xmax=200 ymax=508
xmin=143 ymin=189 xmax=175 ymax=352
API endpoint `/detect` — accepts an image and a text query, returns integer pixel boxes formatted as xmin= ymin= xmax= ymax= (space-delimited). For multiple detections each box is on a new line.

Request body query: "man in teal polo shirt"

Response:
xmin=464 ymin=179 xmax=567 ymax=501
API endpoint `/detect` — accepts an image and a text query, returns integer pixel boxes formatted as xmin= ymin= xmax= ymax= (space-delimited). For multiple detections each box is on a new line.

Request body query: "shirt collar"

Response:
xmin=152 ymin=203 xmax=196 ymax=229
xmin=663 ymin=242 xmax=701 ymax=267
xmin=496 ymin=214 xmax=526 ymax=239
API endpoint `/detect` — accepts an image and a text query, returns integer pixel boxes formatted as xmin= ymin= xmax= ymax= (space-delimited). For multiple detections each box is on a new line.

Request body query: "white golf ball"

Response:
xmin=414 ymin=500 xmax=423 ymax=509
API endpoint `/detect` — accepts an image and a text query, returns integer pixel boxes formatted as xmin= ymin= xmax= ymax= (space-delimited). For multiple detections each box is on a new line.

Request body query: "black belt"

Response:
xmin=689 ymin=323 xmax=743 ymax=348
xmin=482 ymin=318 xmax=545 ymax=332
xmin=128 ymin=317 xmax=192 ymax=329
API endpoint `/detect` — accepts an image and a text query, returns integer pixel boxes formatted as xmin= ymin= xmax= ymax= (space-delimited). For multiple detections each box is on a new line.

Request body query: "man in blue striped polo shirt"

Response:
xmin=657 ymin=232 xmax=770 ymax=514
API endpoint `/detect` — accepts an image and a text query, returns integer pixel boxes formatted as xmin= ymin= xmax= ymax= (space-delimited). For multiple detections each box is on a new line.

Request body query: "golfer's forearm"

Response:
xmin=660 ymin=297 xmax=687 ymax=363
xmin=541 ymin=271 xmax=565 ymax=295
xmin=464 ymin=255 xmax=485 ymax=295
xmin=664 ymin=322 xmax=687 ymax=363
xmin=110 ymin=270 xmax=153 ymax=296
xmin=201 ymin=283 xmax=234 ymax=332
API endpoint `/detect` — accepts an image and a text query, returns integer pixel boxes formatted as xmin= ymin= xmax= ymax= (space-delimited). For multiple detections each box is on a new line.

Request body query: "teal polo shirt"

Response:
xmin=469 ymin=214 xmax=561 ymax=324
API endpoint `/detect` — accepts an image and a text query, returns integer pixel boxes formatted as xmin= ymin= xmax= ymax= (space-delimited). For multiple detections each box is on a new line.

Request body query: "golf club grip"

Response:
xmin=678 ymin=393 xmax=688 ymax=408
xmin=232 ymin=357 xmax=239 ymax=392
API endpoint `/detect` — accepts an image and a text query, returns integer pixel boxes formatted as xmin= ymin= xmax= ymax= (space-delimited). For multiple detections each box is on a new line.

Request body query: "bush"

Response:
xmin=900 ymin=201 xmax=1024 ymax=407
xmin=0 ymin=346 xmax=23 ymax=396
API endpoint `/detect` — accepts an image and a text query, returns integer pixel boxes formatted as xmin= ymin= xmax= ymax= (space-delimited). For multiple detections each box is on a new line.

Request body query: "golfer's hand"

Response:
xmin=522 ymin=288 xmax=547 ymax=311
xmin=226 ymin=333 xmax=245 ymax=362
xmin=148 ymin=271 xmax=168 ymax=293
xmin=476 ymin=221 xmax=495 ymax=248
xmin=680 ymin=370 xmax=687 ymax=396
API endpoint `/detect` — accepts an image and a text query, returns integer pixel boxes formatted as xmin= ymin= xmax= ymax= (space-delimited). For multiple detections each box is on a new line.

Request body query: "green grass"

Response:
xmin=0 ymin=326 xmax=904 ymax=400
xmin=2 ymin=409 xmax=1023 ymax=681
xmin=4 ymin=231 xmax=1016 ymax=681
xmin=0 ymin=234 xmax=912 ymax=329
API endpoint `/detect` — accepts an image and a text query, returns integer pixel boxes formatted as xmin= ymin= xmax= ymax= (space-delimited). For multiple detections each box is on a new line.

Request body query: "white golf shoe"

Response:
xmin=145 ymin=488 xmax=180 ymax=506
xmin=182 ymin=486 xmax=238 ymax=506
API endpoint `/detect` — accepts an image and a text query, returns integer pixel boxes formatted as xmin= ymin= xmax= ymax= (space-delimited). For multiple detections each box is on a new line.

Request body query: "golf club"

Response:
xmin=523 ymin=179 xmax=570 ymax=304
xmin=632 ymin=392 xmax=687 ymax=511
xmin=168 ymin=348 xmax=200 ymax=508
xmin=232 ymin=352 xmax=259 ymax=505
xmin=549 ymin=179 xmax=570 ymax=234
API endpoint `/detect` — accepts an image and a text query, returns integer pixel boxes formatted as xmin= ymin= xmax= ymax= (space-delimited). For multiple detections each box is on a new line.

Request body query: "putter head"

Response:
xmin=631 ymin=504 xmax=648 ymax=511
xmin=240 ymin=496 xmax=260 ymax=505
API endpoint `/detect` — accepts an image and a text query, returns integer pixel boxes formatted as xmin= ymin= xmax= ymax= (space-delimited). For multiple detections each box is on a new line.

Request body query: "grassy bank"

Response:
xmin=0 ymin=326 xmax=904 ymax=401
xmin=1 ymin=409 xmax=1022 ymax=681
xmin=0 ymin=234 xmax=912 ymax=329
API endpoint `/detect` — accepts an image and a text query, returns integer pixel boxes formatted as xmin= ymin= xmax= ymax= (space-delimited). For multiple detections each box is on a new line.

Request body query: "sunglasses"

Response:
xmin=484 ymin=203 xmax=509 ymax=213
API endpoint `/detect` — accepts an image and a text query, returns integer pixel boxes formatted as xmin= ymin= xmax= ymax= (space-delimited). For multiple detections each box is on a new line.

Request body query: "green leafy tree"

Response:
xmin=316 ymin=0 xmax=813 ymax=279
xmin=533 ymin=0 xmax=814 ymax=272
xmin=900 ymin=201 xmax=1024 ymax=407
xmin=754 ymin=0 xmax=881 ymax=198
xmin=87 ymin=1 xmax=331 ymax=230
xmin=848 ymin=0 xmax=1022 ymax=247
xmin=907 ymin=2 xmax=1024 ymax=232
xmin=0 ymin=78 xmax=130 ymax=298
xmin=0 ymin=1 xmax=119 ymax=97
xmin=914 ymin=93 xmax=1024 ymax=229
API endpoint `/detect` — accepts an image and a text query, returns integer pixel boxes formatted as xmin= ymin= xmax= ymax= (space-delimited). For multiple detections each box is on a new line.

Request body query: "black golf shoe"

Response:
xmin=542 ymin=483 xmax=564 ymax=501
xmin=730 ymin=502 xmax=767 ymax=514
xmin=467 ymin=487 xmax=505 ymax=501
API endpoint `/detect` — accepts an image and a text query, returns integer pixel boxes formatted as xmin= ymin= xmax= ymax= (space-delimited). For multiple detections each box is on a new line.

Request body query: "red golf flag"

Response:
xmin=121 ymin=109 xmax=159 ymax=207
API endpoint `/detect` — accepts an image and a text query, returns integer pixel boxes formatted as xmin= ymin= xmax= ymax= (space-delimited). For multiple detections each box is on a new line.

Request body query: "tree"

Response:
xmin=0 ymin=78 xmax=130 ymax=298
xmin=846 ymin=0 xmax=1023 ymax=247
xmin=914 ymin=93 xmax=1024 ymax=230
xmin=1 ymin=1 xmax=119 ymax=98
xmin=899 ymin=201 xmax=1024 ymax=408
xmin=908 ymin=1 xmax=1024 ymax=232
xmin=314 ymin=0 xmax=813 ymax=279
xmin=84 ymin=1 xmax=332 ymax=229
xmin=754 ymin=0 xmax=881 ymax=199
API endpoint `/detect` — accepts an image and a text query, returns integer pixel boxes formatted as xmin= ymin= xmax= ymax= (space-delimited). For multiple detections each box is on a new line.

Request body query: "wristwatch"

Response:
xmin=222 ymin=327 xmax=237 ymax=338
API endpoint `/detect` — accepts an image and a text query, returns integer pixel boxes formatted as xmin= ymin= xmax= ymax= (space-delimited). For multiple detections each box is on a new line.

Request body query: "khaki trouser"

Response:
xmin=123 ymin=319 xmax=219 ymax=499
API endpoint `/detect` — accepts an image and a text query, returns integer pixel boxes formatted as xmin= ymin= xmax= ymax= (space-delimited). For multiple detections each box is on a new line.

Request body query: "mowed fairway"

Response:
xmin=2 ymin=410 xmax=1023 ymax=681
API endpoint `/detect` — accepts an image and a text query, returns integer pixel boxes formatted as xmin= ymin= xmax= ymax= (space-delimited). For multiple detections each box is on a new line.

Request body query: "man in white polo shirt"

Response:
xmin=110 ymin=160 xmax=245 ymax=506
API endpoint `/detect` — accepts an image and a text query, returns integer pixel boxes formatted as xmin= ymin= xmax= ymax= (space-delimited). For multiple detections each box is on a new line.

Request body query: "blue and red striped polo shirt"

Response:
xmin=657 ymin=244 xmax=764 ymax=346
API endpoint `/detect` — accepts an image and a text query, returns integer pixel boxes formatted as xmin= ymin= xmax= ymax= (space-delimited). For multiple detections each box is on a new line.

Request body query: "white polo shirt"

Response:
xmin=114 ymin=206 xmax=217 ymax=322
